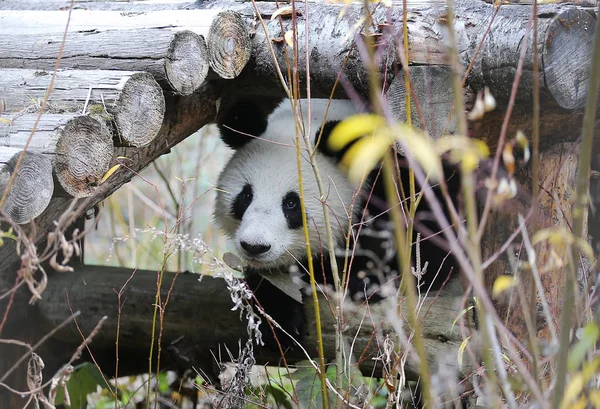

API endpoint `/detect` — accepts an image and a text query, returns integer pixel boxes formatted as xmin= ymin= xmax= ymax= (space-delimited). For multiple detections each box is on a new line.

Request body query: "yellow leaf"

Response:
xmin=589 ymin=390 xmax=600 ymax=409
xmin=284 ymin=30 xmax=294 ymax=48
xmin=100 ymin=164 xmax=121 ymax=184
xmin=271 ymin=6 xmax=295 ymax=20
xmin=342 ymin=133 xmax=391 ymax=184
xmin=457 ymin=336 xmax=470 ymax=366
xmin=492 ymin=275 xmax=517 ymax=298
xmin=327 ymin=114 xmax=385 ymax=152
xmin=561 ymin=373 xmax=585 ymax=409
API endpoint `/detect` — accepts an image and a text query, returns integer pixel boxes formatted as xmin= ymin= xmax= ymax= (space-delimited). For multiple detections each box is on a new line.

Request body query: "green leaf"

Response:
xmin=264 ymin=384 xmax=294 ymax=409
xmin=568 ymin=323 xmax=600 ymax=371
xmin=55 ymin=363 xmax=106 ymax=409
xmin=292 ymin=361 xmax=331 ymax=409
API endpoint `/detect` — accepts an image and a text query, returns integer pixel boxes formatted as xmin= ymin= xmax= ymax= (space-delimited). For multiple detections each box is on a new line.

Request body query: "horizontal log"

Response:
xmin=0 ymin=151 xmax=53 ymax=224
xmin=0 ymin=0 xmax=197 ymax=11
xmin=202 ymin=0 xmax=594 ymax=110
xmin=0 ymin=9 xmax=219 ymax=94
xmin=0 ymin=0 xmax=594 ymax=109
xmin=1 ymin=69 xmax=165 ymax=146
xmin=17 ymin=265 xmax=476 ymax=381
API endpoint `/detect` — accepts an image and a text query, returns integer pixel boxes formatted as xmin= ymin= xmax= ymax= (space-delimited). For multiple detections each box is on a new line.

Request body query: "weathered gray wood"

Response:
xmin=0 ymin=86 xmax=219 ymax=270
xmin=208 ymin=11 xmax=252 ymax=79
xmin=15 ymin=266 xmax=475 ymax=381
xmin=113 ymin=72 xmax=165 ymax=147
xmin=0 ymin=113 xmax=80 ymax=157
xmin=0 ymin=151 xmax=53 ymax=224
xmin=387 ymin=66 xmax=476 ymax=139
xmin=54 ymin=115 xmax=114 ymax=198
xmin=0 ymin=0 xmax=594 ymax=108
xmin=165 ymin=30 xmax=210 ymax=95
xmin=205 ymin=0 xmax=594 ymax=110
xmin=0 ymin=9 xmax=220 ymax=92
xmin=462 ymin=3 xmax=596 ymax=110
xmin=0 ymin=113 xmax=114 ymax=198
xmin=0 ymin=0 xmax=196 ymax=11
xmin=0 ymin=69 xmax=165 ymax=147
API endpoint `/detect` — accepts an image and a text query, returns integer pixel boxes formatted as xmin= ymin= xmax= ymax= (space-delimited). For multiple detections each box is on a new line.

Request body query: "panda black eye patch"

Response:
xmin=232 ymin=183 xmax=253 ymax=220
xmin=282 ymin=191 xmax=302 ymax=229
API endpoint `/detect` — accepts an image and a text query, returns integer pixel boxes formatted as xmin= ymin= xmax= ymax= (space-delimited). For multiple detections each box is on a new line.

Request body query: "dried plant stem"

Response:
xmin=529 ymin=0 xmax=541 ymax=380
xmin=445 ymin=0 xmax=502 ymax=405
xmin=146 ymin=255 xmax=169 ymax=409
xmin=552 ymin=3 xmax=600 ymax=406
xmin=382 ymin=155 xmax=433 ymax=408
xmin=295 ymin=123 xmax=329 ymax=409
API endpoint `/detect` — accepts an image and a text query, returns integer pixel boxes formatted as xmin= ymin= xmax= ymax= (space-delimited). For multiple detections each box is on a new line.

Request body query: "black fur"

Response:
xmin=282 ymin=191 xmax=303 ymax=230
xmin=218 ymin=100 xmax=268 ymax=149
xmin=231 ymin=183 xmax=253 ymax=220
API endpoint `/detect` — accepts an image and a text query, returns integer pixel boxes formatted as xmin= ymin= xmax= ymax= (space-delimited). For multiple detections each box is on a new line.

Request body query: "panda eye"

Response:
xmin=285 ymin=198 xmax=298 ymax=209
xmin=282 ymin=192 xmax=300 ymax=212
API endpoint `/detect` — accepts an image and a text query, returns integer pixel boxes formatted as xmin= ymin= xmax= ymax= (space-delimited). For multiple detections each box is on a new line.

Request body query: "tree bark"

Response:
xmin=0 ymin=265 xmax=477 ymax=394
xmin=0 ymin=0 xmax=595 ymax=108
xmin=0 ymin=9 xmax=218 ymax=94
xmin=0 ymin=69 xmax=165 ymax=148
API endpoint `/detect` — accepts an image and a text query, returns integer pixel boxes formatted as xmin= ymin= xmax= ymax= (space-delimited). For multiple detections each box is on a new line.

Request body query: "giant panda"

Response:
xmin=213 ymin=98 xmax=463 ymax=345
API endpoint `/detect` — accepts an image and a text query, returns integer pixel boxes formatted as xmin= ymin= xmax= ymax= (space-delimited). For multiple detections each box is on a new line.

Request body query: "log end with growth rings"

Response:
xmin=0 ymin=151 xmax=53 ymax=224
xmin=543 ymin=8 xmax=596 ymax=110
xmin=115 ymin=72 xmax=165 ymax=147
xmin=54 ymin=116 xmax=114 ymax=198
xmin=165 ymin=30 xmax=210 ymax=96
xmin=208 ymin=11 xmax=252 ymax=79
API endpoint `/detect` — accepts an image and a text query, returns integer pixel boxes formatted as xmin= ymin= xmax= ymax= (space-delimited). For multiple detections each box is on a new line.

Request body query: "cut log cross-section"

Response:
xmin=208 ymin=11 xmax=252 ymax=80
xmin=54 ymin=116 xmax=113 ymax=198
xmin=0 ymin=151 xmax=53 ymax=224
xmin=165 ymin=30 xmax=210 ymax=95
xmin=0 ymin=9 xmax=222 ymax=95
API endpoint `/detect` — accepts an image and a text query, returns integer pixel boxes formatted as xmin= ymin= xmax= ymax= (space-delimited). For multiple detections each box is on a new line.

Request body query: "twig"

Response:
xmin=552 ymin=2 xmax=600 ymax=406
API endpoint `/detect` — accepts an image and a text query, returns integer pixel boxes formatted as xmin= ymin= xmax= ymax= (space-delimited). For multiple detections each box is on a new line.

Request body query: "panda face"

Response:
xmin=214 ymin=139 xmax=357 ymax=270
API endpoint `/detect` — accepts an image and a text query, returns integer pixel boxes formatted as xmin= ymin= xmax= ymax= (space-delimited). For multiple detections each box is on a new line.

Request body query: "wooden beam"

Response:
xmin=0 ymin=265 xmax=477 ymax=388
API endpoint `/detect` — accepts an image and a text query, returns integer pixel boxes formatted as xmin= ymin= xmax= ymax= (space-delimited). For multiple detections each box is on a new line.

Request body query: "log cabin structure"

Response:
xmin=0 ymin=0 xmax=597 ymax=407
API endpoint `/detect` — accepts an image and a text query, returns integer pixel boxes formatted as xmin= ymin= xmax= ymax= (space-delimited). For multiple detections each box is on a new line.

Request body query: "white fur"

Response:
xmin=214 ymin=99 xmax=359 ymax=269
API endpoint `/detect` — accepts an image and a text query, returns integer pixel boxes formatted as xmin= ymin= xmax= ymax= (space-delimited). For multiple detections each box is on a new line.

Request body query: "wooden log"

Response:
xmin=0 ymin=85 xmax=220 ymax=271
xmin=113 ymin=72 xmax=165 ymax=147
xmin=208 ymin=11 xmax=252 ymax=79
xmin=386 ymin=66 xmax=475 ymax=139
xmin=206 ymin=0 xmax=594 ymax=110
xmin=1 ymin=69 xmax=165 ymax=147
xmin=0 ymin=151 xmax=53 ymax=224
xmin=3 ymin=265 xmax=476 ymax=382
xmin=165 ymin=30 xmax=210 ymax=95
xmin=0 ymin=9 xmax=218 ymax=95
xmin=535 ymin=142 xmax=585 ymax=338
xmin=54 ymin=116 xmax=114 ymax=198
xmin=0 ymin=0 xmax=595 ymax=109
xmin=0 ymin=114 xmax=114 ymax=198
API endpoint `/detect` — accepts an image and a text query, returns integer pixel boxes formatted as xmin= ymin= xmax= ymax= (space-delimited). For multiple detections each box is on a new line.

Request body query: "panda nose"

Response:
xmin=241 ymin=241 xmax=271 ymax=256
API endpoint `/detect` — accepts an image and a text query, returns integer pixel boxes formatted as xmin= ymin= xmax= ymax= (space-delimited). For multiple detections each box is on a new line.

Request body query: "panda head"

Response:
xmin=214 ymin=99 xmax=360 ymax=270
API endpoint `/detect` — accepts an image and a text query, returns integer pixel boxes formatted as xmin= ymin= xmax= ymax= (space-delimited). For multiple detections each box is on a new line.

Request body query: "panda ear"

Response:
xmin=314 ymin=120 xmax=345 ymax=162
xmin=315 ymin=120 xmax=360 ymax=164
xmin=217 ymin=99 xmax=268 ymax=150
